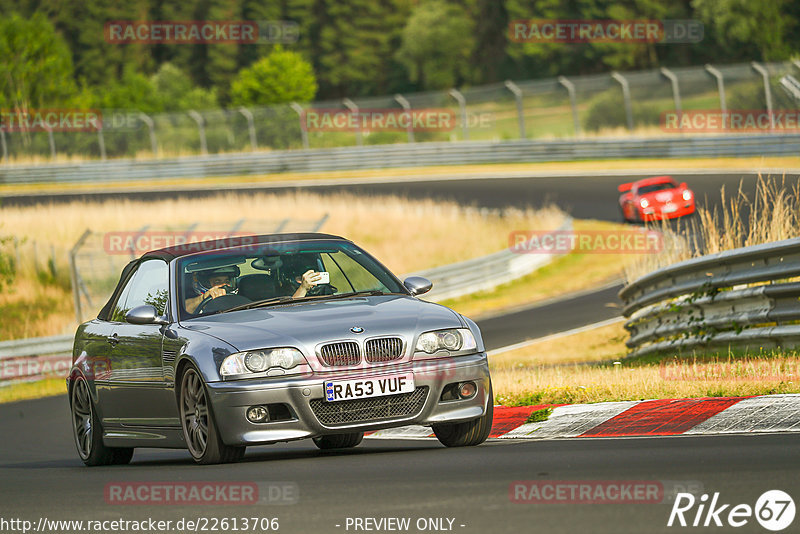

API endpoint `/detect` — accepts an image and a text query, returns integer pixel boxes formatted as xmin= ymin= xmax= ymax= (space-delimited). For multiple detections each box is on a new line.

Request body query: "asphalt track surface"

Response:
xmin=4 ymin=170 xmax=800 ymax=532
xmin=2 ymin=395 xmax=800 ymax=533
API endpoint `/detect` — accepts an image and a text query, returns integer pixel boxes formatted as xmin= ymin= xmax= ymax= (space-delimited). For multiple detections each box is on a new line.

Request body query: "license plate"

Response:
xmin=662 ymin=204 xmax=677 ymax=213
xmin=325 ymin=373 xmax=415 ymax=402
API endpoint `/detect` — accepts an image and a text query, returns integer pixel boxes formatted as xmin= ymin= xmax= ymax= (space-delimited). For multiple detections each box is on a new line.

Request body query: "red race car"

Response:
xmin=618 ymin=176 xmax=695 ymax=222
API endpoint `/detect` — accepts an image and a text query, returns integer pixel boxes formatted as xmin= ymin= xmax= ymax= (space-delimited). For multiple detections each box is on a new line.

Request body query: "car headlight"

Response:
xmin=640 ymin=198 xmax=649 ymax=208
xmin=220 ymin=347 xmax=307 ymax=377
xmin=682 ymin=189 xmax=692 ymax=201
xmin=415 ymin=328 xmax=477 ymax=356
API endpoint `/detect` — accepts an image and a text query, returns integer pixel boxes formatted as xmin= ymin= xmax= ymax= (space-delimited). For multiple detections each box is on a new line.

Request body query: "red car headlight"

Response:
xmin=682 ymin=190 xmax=693 ymax=201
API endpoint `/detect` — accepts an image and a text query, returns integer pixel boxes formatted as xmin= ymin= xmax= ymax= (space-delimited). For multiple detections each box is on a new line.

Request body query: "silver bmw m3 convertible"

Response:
xmin=68 ymin=233 xmax=493 ymax=465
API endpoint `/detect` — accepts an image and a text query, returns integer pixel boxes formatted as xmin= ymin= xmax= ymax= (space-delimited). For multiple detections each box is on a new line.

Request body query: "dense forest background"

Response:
xmin=0 ymin=0 xmax=798 ymax=112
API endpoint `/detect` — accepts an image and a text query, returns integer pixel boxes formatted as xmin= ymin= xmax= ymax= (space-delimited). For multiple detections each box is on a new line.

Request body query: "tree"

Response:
xmin=151 ymin=63 xmax=218 ymax=111
xmin=471 ymin=0 xmax=509 ymax=84
xmin=395 ymin=0 xmax=475 ymax=90
xmin=0 ymin=12 xmax=77 ymax=111
xmin=230 ymin=46 xmax=317 ymax=106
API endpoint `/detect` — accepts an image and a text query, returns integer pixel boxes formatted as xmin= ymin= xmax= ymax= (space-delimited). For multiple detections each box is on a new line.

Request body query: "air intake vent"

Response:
xmin=365 ymin=337 xmax=404 ymax=363
xmin=319 ymin=341 xmax=361 ymax=366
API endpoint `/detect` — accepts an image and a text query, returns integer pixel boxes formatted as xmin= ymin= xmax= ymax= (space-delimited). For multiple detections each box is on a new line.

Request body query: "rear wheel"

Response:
xmin=180 ymin=367 xmax=245 ymax=464
xmin=313 ymin=432 xmax=364 ymax=450
xmin=432 ymin=383 xmax=494 ymax=447
xmin=70 ymin=375 xmax=134 ymax=466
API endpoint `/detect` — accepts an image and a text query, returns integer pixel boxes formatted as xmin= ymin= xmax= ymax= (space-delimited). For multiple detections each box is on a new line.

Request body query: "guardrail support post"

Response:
xmin=704 ymin=64 xmax=727 ymax=116
xmin=504 ymin=80 xmax=526 ymax=139
xmin=557 ymin=76 xmax=580 ymax=136
xmin=70 ymin=229 xmax=91 ymax=324
xmin=238 ymin=107 xmax=257 ymax=151
xmin=448 ymin=89 xmax=469 ymax=140
xmin=611 ymin=72 xmax=634 ymax=131
xmin=751 ymin=62 xmax=775 ymax=131
xmin=138 ymin=113 xmax=158 ymax=156
xmin=342 ymin=98 xmax=363 ymax=146
xmin=660 ymin=67 xmax=682 ymax=115
xmin=188 ymin=110 xmax=208 ymax=155
xmin=394 ymin=94 xmax=414 ymax=143
xmin=289 ymin=102 xmax=309 ymax=149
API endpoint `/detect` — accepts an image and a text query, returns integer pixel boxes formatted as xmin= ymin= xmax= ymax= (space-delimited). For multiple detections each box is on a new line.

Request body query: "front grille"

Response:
xmin=319 ymin=341 xmax=361 ymax=366
xmin=365 ymin=337 xmax=404 ymax=363
xmin=310 ymin=387 xmax=429 ymax=426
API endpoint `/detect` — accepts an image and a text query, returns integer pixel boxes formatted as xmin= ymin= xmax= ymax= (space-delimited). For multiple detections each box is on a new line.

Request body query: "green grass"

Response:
xmin=0 ymin=378 xmax=66 ymax=404
xmin=525 ymin=407 xmax=553 ymax=423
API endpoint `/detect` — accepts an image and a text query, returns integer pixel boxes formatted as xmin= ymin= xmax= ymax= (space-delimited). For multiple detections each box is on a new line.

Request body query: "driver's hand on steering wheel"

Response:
xmin=203 ymin=283 xmax=228 ymax=300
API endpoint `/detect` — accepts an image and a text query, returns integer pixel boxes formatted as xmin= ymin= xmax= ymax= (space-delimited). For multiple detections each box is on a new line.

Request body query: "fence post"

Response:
xmin=704 ymin=64 xmax=727 ymax=116
xmin=97 ymin=124 xmax=107 ymax=160
xmin=751 ymin=62 xmax=775 ymax=131
xmin=342 ymin=98 xmax=363 ymax=146
xmin=503 ymin=80 xmax=526 ymax=139
xmin=611 ymin=72 xmax=634 ymax=131
xmin=448 ymin=89 xmax=469 ymax=140
xmin=238 ymin=107 xmax=257 ymax=151
xmin=188 ymin=110 xmax=208 ymax=155
xmin=557 ymin=76 xmax=580 ymax=136
xmin=138 ymin=113 xmax=158 ymax=156
xmin=660 ymin=67 xmax=682 ymax=115
xmin=779 ymin=75 xmax=800 ymax=103
xmin=0 ymin=129 xmax=6 ymax=162
xmin=289 ymin=102 xmax=309 ymax=149
xmin=312 ymin=213 xmax=330 ymax=231
xmin=70 ymin=229 xmax=92 ymax=324
xmin=44 ymin=125 xmax=56 ymax=160
xmin=394 ymin=94 xmax=414 ymax=143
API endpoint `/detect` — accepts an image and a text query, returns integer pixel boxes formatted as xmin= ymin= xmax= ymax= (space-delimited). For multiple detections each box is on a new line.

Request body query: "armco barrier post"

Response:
xmin=504 ymin=80 xmax=526 ymax=139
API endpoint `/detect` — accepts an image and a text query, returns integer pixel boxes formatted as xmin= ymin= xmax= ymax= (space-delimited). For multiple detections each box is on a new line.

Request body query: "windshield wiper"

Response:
xmin=225 ymin=290 xmax=392 ymax=313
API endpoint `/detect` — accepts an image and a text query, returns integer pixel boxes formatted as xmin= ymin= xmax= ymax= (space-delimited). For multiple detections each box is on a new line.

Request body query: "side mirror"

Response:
xmin=125 ymin=304 xmax=168 ymax=325
xmin=403 ymin=276 xmax=433 ymax=296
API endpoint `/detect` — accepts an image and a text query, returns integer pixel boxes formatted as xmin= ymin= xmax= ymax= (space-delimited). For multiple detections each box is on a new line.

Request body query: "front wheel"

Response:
xmin=313 ymin=432 xmax=364 ymax=450
xmin=180 ymin=367 xmax=245 ymax=464
xmin=70 ymin=375 xmax=134 ymax=466
xmin=432 ymin=383 xmax=494 ymax=447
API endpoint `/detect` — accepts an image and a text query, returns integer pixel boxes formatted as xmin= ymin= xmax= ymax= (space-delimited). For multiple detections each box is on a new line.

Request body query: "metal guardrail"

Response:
xmin=620 ymin=238 xmax=800 ymax=357
xmin=0 ymin=216 xmax=573 ymax=382
xmin=3 ymin=135 xmax=800 ymax=186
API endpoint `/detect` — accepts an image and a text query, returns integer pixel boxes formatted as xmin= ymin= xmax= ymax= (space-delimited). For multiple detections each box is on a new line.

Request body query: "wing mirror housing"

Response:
xmin=125 ymin=304 xmax=169 ymax=325
xmin=403 ymin=276 xmax=433 ymax=296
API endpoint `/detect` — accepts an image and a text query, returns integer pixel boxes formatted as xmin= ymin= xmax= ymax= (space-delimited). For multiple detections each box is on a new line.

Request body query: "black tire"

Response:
xmin=70 ymin=375 xmax=134 ymax=466
xmin=180 ymin=366 xmax=245 ymax=465
xmin=313 ymin=432 xmax=364 ymax=450
xmin=432 ymin=383 xmax=494 ymax=447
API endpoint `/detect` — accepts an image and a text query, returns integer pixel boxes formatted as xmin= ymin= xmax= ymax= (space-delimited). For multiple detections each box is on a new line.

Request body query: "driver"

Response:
xmin=184 ymin=265 xmax=240 ymax=313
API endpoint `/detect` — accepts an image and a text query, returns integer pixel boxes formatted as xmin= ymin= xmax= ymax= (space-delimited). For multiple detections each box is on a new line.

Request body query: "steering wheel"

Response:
xmin=195 ymin=293 xmax=252 ymax=315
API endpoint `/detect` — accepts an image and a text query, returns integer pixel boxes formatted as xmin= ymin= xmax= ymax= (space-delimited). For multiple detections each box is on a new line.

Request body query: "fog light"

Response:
xmin=246 ymin=405 xmax=269 ymax=423
xmin=458 ymin=381 xmax=477 ymax=399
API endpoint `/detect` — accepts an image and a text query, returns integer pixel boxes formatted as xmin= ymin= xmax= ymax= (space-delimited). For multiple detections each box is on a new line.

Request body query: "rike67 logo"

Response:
xmin=668 ymin=490 xmax=795 ymax=531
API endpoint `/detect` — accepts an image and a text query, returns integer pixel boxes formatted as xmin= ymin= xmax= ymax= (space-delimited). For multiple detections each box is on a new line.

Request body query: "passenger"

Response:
xmin=184 ymin=265 xmax=239 ymax=313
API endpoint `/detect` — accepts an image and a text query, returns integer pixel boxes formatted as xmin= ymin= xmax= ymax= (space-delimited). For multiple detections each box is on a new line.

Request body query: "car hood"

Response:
xmin=180 ymin=294 xmax=465 ymax=353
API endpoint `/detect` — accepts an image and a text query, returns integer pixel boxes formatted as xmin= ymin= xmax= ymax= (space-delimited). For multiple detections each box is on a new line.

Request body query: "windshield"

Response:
xmin=177 ymin=240 xmax=406 ymax=319
xmin=637 ymin=182 xmax=677 ymax=194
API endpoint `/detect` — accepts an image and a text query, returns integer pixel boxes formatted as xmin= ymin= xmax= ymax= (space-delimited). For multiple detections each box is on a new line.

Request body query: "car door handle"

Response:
xmin=107 ymin=333 xmax=119 ymax=347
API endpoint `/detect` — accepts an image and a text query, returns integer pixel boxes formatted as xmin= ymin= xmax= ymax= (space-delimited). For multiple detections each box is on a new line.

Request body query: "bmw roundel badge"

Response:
xmin=350 ymin=326 xmax=364 ymax=334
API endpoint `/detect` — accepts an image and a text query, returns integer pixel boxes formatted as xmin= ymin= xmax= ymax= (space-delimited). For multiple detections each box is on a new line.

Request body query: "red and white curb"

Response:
xmin=365 ymin=394 xmax=800 ymax=440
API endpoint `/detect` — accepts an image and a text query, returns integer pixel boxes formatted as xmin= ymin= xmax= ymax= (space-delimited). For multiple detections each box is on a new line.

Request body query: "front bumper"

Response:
xmin=206 ymin=353 xmax=491 ymax=446
xmin=640 ymin=202 xmax=695 ymax=221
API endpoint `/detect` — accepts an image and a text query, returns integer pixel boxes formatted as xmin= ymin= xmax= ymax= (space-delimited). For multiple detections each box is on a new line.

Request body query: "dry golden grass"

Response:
xmin=624 ymin=173 xmax=800 ymax=282
xmin=442 ymin=219 xmax=638 ymax=319
xmin=0 ymin=277 xmax=74 ymax=339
